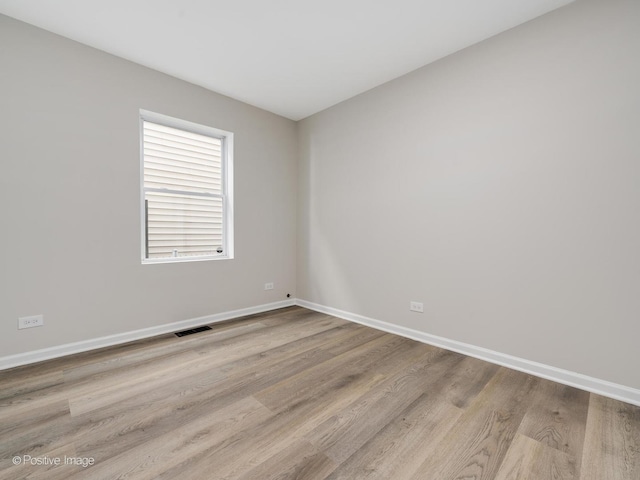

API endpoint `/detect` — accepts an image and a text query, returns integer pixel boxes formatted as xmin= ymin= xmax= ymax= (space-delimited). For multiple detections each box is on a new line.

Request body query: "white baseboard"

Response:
xmin=0 ymin=300 xmax=295 ymax=371
xmin=4 ymin=297 xmax=638 ymax=407
xmin=296 ymin=299 xmax=640 ymax=407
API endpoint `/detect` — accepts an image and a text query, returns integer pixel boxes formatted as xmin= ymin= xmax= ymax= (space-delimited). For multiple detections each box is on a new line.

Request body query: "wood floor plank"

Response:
xmin=0 ymin=320 xmax=268 ymax=418
xmin=410 ymin=367 xmax=540 ymax=479
xmin=317 ymin=324 xmax=387 ymax=358
xmin=61 ymin=320 xmax=267 ymax=383
xmin=217 ymin=323 xmax=363 ymax=378
xmin=494 ymin=433 xmax=577 ymax=480
xmin=0 ymin=442 xmax=84 ymax=480
xmin=580 ymin=394 xmax=640 ymax=480
xmin=0 ymin=369 xmax=64 ymax=405
xmin=236 ymin=439 xmax=336 ymax=480
xmin=153 ymin=373 xmax=390 ymax=480
xmin=324 ymin=382 xmax=465 ymax=479
xmin=0 ymin=400 xmax=72 ymax=461
xmin=68 ymin=396 xmax=272 ymax=480
xmin=67 ymin=349 xmax=205 ymax=417
xmin=235 ymin=306 xmax=330 ymax=327
xmin=517 ymin=378 xmax=589 ymax=468
xmin=306 ymin=349 xmax=464 ymax=464
xmin=254 ymin=334 xmax=418 ymax=413
xmin=440 ymin=355 xmax=501 ymax=409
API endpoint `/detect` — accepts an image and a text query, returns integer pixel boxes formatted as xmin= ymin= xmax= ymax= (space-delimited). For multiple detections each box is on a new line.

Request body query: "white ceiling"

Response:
xmin=0 ymin=0 xmax=574 ymax=120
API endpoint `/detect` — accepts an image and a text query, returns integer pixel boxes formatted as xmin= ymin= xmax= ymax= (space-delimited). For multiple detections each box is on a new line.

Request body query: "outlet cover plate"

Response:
xmin=409 ymin=301 xmax=424 ymax=313
xmin=18 ymin=314 xmax=44 ymax=329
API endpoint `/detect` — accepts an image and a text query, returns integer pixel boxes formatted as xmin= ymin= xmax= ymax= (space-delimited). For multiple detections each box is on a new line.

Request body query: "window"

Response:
xmin=140 ymin=110 xmax=233 ymax=263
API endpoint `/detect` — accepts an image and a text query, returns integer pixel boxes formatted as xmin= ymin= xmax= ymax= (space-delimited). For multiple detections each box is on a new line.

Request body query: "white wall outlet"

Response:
xmin=264 ymin=282 xmax=274 ymax=290
xmin=409 ymin=301 xmax=424 ymax=313
xmin=18 ymin=314 xmax=44 ymax=329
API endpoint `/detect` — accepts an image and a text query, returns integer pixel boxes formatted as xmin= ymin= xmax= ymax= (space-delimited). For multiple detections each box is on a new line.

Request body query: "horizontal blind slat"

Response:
xmin=144 ymin=178 xmax=221 ymax=194
xmin=147 ymin=211 xmax=223 ymax=219
xmin=144 ymin=122 xmax=222 ymax=146
xmin=144 ymin=170 xmax=221 ymax=188
xmin=144 ymin=150 xmax=221 ymax=169
xmin=147 ymin=210 xmax=223 ymax=217
xmin=145 ymin=192 xmax=222 ymax=206
xmin=144 ymin=131 xmax=221 ymax=152
xmin=144 ymin=142 xmax=221 ymax=163
xmin=144 ymin=158 xmax=221 ymax=177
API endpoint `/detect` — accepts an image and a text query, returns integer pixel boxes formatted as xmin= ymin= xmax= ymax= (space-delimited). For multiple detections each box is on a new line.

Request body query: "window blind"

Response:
xmin=143 ymin=120 xmax=225 ymax=259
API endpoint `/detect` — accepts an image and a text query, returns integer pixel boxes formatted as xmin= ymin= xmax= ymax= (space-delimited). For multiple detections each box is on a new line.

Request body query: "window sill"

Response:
xmin=142 ymin=255 xmax=233 ymax=265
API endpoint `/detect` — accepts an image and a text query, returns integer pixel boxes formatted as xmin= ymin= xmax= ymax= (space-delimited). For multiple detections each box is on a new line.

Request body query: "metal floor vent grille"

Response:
xmin=175 ymin=326 xmax=212 ymax=337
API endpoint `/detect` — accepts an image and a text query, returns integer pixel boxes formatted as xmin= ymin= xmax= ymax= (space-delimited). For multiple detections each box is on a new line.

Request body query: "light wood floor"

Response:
xmin=1 ymin=306 xmax=638 ymax=479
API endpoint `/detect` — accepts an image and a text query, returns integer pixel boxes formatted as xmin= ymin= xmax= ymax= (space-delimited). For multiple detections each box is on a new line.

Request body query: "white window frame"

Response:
xmin=140 ymin=110 xmax=234 ymax=264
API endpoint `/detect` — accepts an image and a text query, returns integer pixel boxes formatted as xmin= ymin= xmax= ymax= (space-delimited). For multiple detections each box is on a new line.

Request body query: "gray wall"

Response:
xmin=0 ymin=15 xmax=298 ymax=357
xmin=2 ymin=0 xmax=639 ymax=391
xmin=298 ymin=0 xmax=640 ymax=389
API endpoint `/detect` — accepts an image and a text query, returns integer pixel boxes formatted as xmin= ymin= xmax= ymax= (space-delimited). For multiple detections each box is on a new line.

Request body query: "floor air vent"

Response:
xmin=175 ymin=326 xmax=212 ymax=337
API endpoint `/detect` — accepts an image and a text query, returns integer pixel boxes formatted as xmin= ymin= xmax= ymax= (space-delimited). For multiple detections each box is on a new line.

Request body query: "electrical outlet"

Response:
xmin=409 ymin=301 xmax=424 ymax=313
xmin=18 ymin=314 xmax=44 ymax=329
xmin=264 ymin=282 xmax=274 ymax=290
